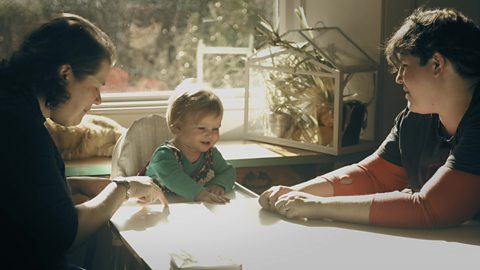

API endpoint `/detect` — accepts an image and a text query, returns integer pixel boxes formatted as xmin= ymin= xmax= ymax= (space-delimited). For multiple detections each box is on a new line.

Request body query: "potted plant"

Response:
xmin=252 ymin=7 xmax=370 ymax=147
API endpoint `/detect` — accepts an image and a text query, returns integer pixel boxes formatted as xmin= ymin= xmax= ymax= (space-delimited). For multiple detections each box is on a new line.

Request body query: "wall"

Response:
xmin=299 ymin=0 xmax=382 ymax=63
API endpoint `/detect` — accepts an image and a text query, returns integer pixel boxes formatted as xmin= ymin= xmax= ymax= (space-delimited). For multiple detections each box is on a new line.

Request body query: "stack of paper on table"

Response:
xmin=170 ymin=249 xmax=241 ymax=270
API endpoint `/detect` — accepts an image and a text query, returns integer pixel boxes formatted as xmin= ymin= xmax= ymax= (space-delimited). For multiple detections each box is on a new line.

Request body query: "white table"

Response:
xmin=110 ymin=184 xmax=480 ymax=269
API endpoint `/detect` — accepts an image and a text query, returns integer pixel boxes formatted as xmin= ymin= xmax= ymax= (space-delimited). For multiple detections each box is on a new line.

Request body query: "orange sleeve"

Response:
xmin=370 ymin=167 xmax=480 ymax=228
xmin=323 ymin=153 xmax=408 ymax=195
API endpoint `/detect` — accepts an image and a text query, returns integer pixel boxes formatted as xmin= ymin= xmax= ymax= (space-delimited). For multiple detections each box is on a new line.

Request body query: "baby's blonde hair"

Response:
xmin=166 ymin=79 xmax=223 ymax=133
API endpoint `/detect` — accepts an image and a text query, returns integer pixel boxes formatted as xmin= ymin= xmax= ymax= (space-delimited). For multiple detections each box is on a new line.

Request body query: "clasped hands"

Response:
xmin=259 ymin=185 xmax=325 ymax=219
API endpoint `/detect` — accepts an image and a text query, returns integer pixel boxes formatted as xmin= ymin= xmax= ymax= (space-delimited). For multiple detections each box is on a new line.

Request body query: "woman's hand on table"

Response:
xmin=127 ymin=176 xmax=169 ymax=207
xmin=274 ymin=191 xmax=325 ymax=219
xmin=258 ymin=185 xmax=295 ymax=210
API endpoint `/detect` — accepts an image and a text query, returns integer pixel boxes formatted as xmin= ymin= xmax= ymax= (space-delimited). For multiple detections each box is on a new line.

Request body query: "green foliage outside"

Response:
xmin=0 ymin=0 xmax=274 ymax=90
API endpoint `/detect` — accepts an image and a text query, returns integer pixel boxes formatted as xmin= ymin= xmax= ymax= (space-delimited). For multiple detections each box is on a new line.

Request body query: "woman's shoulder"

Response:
xmin=1 ymin=94 xmax=45 ymax=137
xmin=456 ymin=103 xmax=480 ymax=141
xmin=460 ymin=89 xmax=480 ymax=129
xmin=0 ymin=94 xmax=36 ymax=115
xmin=392 ymin=107 xmax=436 ymax=134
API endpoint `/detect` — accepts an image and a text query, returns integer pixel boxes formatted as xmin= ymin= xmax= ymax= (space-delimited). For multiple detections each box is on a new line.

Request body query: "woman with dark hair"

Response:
xmin=0 ymin=13 xmax=168 ymax=269
xmin=259 ymin=7 xmax=480 ymax=228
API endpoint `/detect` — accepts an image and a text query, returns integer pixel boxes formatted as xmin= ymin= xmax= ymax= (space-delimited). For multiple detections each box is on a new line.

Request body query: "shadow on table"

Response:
xmin=115 ymin=206 xmax=170 ymax=231
xmin=280 ymin=213 xmax=480 ymax=246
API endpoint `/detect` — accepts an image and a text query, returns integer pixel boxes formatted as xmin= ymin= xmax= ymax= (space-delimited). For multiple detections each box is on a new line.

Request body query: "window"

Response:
xmin=0 ymin=0 xmax=275 ymax=95
xmin=0 ymin=0 xmax=277 ymax=135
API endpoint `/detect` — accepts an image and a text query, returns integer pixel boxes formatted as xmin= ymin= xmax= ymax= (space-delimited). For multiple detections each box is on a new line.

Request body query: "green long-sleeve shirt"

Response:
xmin=145 ymin=144 xmax=236 ymax=201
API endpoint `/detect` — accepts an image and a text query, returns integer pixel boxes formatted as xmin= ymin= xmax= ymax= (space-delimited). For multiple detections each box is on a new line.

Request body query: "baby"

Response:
xmin=145 ymin=81 xmax=236 ymax=203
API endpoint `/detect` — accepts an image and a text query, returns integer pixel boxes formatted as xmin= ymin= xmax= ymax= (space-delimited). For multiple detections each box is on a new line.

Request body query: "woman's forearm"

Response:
xmin=67 ymin=176 xmax=110 ymax=199
xmin=294 ymin=155 xmax=409 ymax=198
xmin=321 ymin=194 xmax=373 ymax=224
xmin=276 ymin=192 xmax=373 ymax=225
xmin=291 ymin=176 xmax=334 ymax=197
xmin=71 ymin=182 xmax=126 ymax=249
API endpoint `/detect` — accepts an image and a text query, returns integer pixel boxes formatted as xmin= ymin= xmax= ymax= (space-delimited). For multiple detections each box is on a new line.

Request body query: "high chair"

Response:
xmin=111 ymin=114 xmax=173 ymax=178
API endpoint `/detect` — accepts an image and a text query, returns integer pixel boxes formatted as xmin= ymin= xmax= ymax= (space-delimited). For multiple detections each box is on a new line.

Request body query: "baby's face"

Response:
xmin=176 ymin=113 xmax=222 ymax=153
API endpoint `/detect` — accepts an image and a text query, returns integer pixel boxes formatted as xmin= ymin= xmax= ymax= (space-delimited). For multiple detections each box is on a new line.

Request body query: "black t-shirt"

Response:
xmin=378 ymin=87 xmax=480 ymax=191
xmin=0 ymin=93 xmax=78 ymax=269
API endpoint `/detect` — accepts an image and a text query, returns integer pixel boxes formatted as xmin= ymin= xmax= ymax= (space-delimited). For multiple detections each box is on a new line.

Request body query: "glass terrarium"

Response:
xmin=244 ymin=27 xmax=378 ymax=155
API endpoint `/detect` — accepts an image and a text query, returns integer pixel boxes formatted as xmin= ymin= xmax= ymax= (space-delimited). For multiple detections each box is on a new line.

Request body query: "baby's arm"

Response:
xmin=206 ymin=184 xmax=226 ymax=195
xmin=146 ymin=148 xmax=204 ymax=201
xmin=207 ymin=148 xmax=236 ymax=193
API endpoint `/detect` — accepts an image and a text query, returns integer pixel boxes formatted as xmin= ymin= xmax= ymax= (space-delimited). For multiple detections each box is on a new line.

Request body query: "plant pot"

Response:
xmin=266 ymin=111 xmax=293 ymax=139
xmin=316 ymin=101 xmax=366 ymax=147
xmin=316 ymin=103 xmax=334 ymax=146
xmin=342 ymin=100 xmax=366 ymax=146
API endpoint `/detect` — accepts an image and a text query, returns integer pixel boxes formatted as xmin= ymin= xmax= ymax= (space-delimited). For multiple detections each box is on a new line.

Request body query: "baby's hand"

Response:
xmin=206 ymin=184 xmax=225 ymax=196
xmin=196 ymin=189 xmax=230 ymax=204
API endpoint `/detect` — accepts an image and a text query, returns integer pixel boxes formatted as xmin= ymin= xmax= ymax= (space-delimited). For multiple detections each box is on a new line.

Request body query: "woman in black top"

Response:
xmin=259 ymin=8 xmax=480 ymax=228
xmin=0 ymin=13 xmax=168 ymax=269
